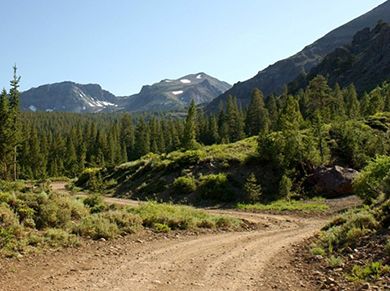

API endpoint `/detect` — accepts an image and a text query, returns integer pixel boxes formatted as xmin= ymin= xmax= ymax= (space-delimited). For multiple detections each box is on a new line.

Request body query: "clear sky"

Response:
xmin=0 ymin=0 xmax=387 ymax=95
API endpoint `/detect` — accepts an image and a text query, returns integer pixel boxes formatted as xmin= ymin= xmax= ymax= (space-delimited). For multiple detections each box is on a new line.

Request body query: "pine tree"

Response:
xmin=305 ymin=75 xmax=333 ymax=121
xmin=344 ymin=84 xmax=360 ymax=119
xmin=267 ymin=94 xmax=279 ymax=130
xmin=367 ymin=87 xmax=385 ymax=115
xmin=8 ymin=66 xmax=21 ymax=180
xmin=0 ymin=89 xmax=12 ymax=178
xmin=182 ymin=100 xmax=199 ymax=150
xmin=332 ymin=83 xmax=346 ymax=119
xmin=277 ymin=95 xmax=304 ymax=131
xmin=245 ymin=88 xmax=270 ymax=136
xmin=226 ymin=95 xmax=244 ymax=142
xmin=134 ymin=117 xmax=150 ymax=158
xmin=360 ymin=93 xmax=370 ymax=117
xmin=244 ymin=173 xmax=262 ymax=203
xmin=29 ymin=127 xmax=44 ymax=178
xmin=120 ymin=114 xmax=134 ymax=160
xmin=217 ymin=108 xmax=229 ymax=143
xmin=384 ymin=85 xmax=390 ymax=112
xmin=208 ymin=116 xmax=220 ymax=144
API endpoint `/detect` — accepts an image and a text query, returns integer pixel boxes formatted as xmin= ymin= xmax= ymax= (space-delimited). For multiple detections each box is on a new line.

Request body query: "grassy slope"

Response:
xmin=76 ymin=137 xmax=261 ymax=203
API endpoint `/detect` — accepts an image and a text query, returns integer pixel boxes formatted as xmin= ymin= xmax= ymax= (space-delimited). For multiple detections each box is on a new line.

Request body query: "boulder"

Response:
xmin=306 ymin=166 xmax=359 ymax=197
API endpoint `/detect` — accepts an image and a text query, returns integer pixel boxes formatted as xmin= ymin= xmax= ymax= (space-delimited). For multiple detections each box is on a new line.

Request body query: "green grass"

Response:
xmin=236 ymin=199 xmax=329 ymax=213
xmin=117 ymin=137 xmax=258 ymax=172
xmin=199 ymin=137 xmax=258 ymax=163
xmin=128 ymin=201 xmax=242 ymax=230
xmin=0 ymin=183 xmax=245 ymax=257
xmin=349 ymin=261 xmax=390 ymax=281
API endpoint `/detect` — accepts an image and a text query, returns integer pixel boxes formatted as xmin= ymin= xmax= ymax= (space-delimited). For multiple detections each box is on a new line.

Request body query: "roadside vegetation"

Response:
xmin=237 ymin=199 xmax=329 ymax=213
xmin=309 ymin=156 xmax=390 ymax=286
xmin=0 ymin=180 xmax=242 ymax=257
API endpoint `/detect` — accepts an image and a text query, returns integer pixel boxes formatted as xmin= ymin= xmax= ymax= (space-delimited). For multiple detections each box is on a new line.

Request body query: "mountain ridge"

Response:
xmin=20 ymin=72 xmax=231 ymax=113
xmin=206 ymin=0 xmax=390 ymax=111
xmin=289 ymin=21 xmax=390 ymax=94
xmin=120 ymin=72 xmax=231 ymax=112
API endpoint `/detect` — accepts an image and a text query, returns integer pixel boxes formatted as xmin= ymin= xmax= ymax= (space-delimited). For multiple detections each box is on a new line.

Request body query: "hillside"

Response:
xmin=206 ymin=0 xmax=390 ymax=111
xmin=21 ymin=82 xmax=118 ymax=113
xmin=289 ymin=22 xmax=390 ymax=93
xmin=75 ymin=137 xmax=259 ymax=204
xmin=119 ymin=73 xmax=231 ymax=112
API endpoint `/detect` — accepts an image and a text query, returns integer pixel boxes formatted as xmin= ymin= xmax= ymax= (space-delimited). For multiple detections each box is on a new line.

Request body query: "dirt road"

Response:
xmin=0 ymin=182 xmax=329 ymax=290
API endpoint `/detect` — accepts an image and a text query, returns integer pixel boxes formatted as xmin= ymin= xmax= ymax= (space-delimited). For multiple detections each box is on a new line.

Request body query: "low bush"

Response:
xmin=102 ymin=211 xmax=143 ymax=234
xmin=350 ymin=262 xmax=390 ymax=281
xmin=354 ymin=155 xmax=390 ymax=202
xmin=44 ymin=228 xmax=80 ymax=247
xmin=153 ymin=223 xmax=170 ymax=233
xmin=73 ymin=214 xmax=119 ymax=240
xmin=0 ymin=203 xmax=19 ymax=227
xmin=173 ymin=176 xmax=197 ymax=194
xmin=310 ymin=246 xmax=326 ymax=256
xmin=129 ymin=202 xmax=241 ymax=231
xmin=318 ymin=208 xmax=379 ymax=252
xmin=83 ymin=194 xmax=107 ymax=213
xmin=199 ymin=174 xmax=233 ymax=202
xmin=327 ymin=255 xmax=344 ymax=268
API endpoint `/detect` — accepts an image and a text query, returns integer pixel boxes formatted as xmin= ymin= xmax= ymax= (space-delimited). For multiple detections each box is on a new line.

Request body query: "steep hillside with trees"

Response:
xmin=206 ymin=1 xmax=390 ymax=111
xmin=289 ymin=22 xmax=390 ymax=94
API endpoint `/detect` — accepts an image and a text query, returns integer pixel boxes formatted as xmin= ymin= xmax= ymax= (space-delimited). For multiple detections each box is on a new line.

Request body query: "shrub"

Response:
xmin=258 ymin=130 xmax=322 ymax=175
xmin=27 ymin=232 xmax=43 ymax=246
xmin=310 ymin=246 xmax=326 ymax=256
xmin=319 ymin=208 xmax=379 ymax=250
xmin=327 ymin=255 xmax=344 ymax=268
xmin=102 ymin=211 xmax=143 ymax=234
xmin=350 ymin=262 xmax=390 ymax=281
xmin=0 ymin=181 xmax=27 ymax=192
xmin=354 ymin=156 xmax=390 ymax=201
xmin=173 ymin=176 xmax=197 ymax=194
xmin=0 ymin=204 xmax=19 ymax=228
xmin=345 ymin=227 xmax=369 ymax=244
xmin=197 ymin=220 xmax=216 ymax=229
xmin=44 ymin=228 xmax=80 ymax=247
xmin=153 ymin=223 xmax=171 ymax=233
xmin=199 ymin=174 xmax=233 ymax=202
xmin=83 ymin=194 xmax=106 ymax=213
xmin=74 ymin=214 xmax=119 ymax=240
xmin=330 ymin=121 xmax=390 ymax=169
xmin=38 ymin=193 xmax=88 ymax=229
xmin=75 ymin=168 xmax=102 ymax=189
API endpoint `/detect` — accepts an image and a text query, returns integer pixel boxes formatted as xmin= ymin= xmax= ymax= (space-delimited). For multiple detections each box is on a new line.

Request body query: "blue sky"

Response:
xmin=0 ymin=0 xmax=386 ymax=95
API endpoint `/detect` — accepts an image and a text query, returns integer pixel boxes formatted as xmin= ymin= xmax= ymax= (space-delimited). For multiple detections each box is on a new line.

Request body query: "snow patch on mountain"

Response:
xmin=172 ymin=90 xmax=184 ymax=95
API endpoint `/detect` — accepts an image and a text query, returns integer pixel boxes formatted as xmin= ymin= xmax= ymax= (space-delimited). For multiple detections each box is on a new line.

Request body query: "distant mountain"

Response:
xmin=120 ymin=73 xmax=231 ymax=112
xmin=21 ymin=82 xmax=118 ymax=113
xmin=289 ymin=22 xmax=390 ymax=94
xmin=206 ymin=0 xmax=390 ymax=111
xmin=21 ymin=73 xmax=230 ymax=113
